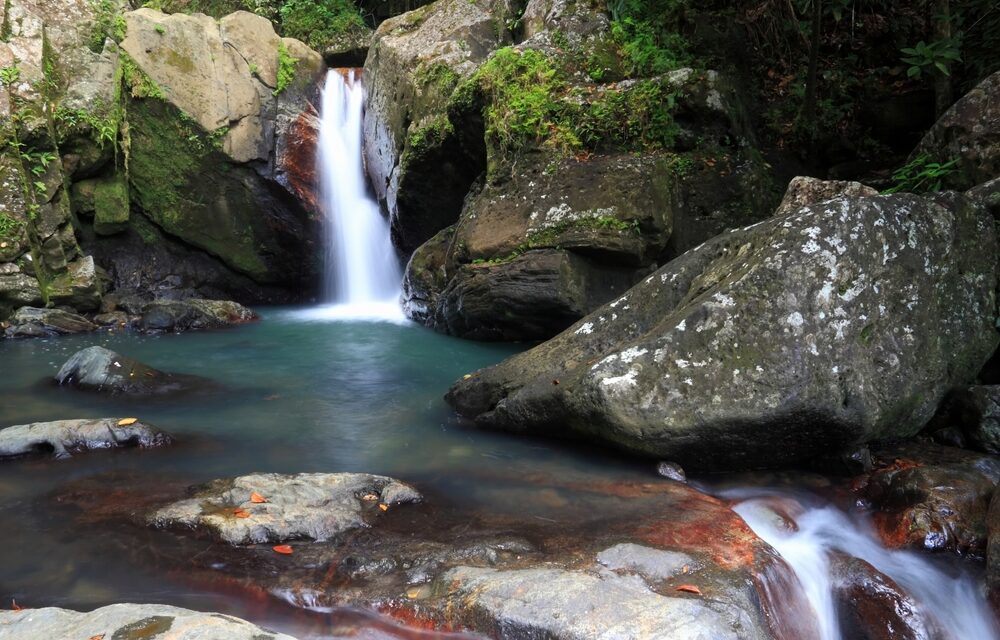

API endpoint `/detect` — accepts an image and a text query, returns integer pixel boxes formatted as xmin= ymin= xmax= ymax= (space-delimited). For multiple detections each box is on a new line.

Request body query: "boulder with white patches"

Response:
xmin=447 ymin=180 xmax=998 ymax=470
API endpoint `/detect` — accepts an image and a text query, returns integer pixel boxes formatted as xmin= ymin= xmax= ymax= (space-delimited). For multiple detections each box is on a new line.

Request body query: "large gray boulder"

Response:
xmin=446 ymin=181 xmax=999 ymax=469
xmin=149 ymin=472 xmax=422 ymax=545
xmin=0 ymin=604 xmax=297 ymax=640
xmin=912 ymin=70 xmax=1000 ymax=190
xmin=55 ymin=346 xmax=213 ymax=396
xmin=0 ymin=418 xmax=171 ymax=460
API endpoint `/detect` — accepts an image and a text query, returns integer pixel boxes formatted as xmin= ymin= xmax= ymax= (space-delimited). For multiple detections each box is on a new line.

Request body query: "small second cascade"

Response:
xmin=315 ymin=68 xmax=403 ymax=321
xmin=730 ymin=491 xmax=999 ymax=640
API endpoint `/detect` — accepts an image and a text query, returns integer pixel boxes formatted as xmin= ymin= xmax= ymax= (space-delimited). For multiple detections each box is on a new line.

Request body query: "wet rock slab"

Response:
xmin=55 ymin=346 xmax=216 ymax=397
xmin=149 ymin=472 xmax=423 ymax=544
xmin=0 ymin=603 xmax=297 ymax=640
xmin=860 ymin=441 xmax=1000 ymax=555
xmin=434 ymin=565 xmax=766 ymax=640
xmin=0 ymin=418 xmax=171 ymax=460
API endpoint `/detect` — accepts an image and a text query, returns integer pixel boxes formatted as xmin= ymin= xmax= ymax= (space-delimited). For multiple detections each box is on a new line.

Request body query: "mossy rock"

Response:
xmin=93 ymin=175 xmax=130 ymax=236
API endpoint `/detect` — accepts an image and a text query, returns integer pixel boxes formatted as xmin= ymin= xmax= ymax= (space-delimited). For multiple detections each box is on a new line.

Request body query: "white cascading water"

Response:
xmin=309 ymin=69 xmax=404 ymax=322
xmin=730 ymin=492 xmax=1000 ymax=640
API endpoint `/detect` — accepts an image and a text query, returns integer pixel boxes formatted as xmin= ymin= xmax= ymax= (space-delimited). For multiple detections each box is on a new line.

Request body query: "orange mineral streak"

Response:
xmin=635 ymin=495 xmax=761 ymax=570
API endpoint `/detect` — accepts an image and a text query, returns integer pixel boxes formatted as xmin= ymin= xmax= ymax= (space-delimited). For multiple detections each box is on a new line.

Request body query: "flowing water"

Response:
xmin=731 ymin=489 xmax=999 ymax=640
xmin=314 ymin=69 xmax=403 ymax=321
xmin=0 ymin=68 xmax=997 ymax=640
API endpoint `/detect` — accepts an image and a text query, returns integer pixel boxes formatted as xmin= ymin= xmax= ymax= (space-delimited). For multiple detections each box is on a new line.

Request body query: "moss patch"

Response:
xmin=93 ymin=175 xmax=130 ymax=235
xmin=126 ymin=99 xmax=268 ymax=279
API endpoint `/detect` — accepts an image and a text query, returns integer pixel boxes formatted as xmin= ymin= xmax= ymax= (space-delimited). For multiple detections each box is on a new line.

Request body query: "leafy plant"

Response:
xmin=273 ymin=41 xmax=298 ymax=96
xmin=0 ymin=63 xmax=20 ymax=87
xmin=88 ymin=0 xmax=127 ymax=53
xmin=901 ymin=37 xmax=963 ymax=78
xmin=884 ymin=154 xmax=958 ymax=193
xmin=278 ymin=0 xmax=365 ymax=49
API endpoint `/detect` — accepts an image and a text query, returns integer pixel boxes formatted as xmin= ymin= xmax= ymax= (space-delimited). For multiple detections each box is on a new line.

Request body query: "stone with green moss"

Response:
xmin=93 ymin=174 xmax=129 ymax=235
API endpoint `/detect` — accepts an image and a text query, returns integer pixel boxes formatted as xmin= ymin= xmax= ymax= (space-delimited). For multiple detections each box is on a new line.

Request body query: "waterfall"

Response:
xmin=311 ymin=68 xmax=404 ymax=322
xmin=729 ymin=491 xmax=1000 ymax=640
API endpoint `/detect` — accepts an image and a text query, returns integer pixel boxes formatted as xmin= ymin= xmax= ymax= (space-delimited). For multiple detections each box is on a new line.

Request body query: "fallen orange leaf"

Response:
xmin=676 ymin=585 xmax=702 ymax=595
xmin=89 ymin=635 xmax=106 ymax=640
xmin=117 ymin=418 xmax=138 ymax=426
xmin=361 ymin=493 xmax=379 ymax=501
xmin=250 ymin=491 xmax=268 ymax=503
xmin=11 ymin=599 xmax=23 ymax=611
xmin=378 ymin=503 xmax=389 ymax=512
xmin=272 ymin=544 xmax=293 ymax=555
xmin=233 ymin=508 xmax=251 ymax=519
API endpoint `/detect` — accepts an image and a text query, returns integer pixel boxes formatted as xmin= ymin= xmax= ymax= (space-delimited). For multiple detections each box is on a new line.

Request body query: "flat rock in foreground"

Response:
xmin=435 ymin=566 xmax=766 ymax=640
xmin=0 ymin=603 xmax=296 ymax=640
xmin=0 ymin=418 xmax=171 ymax=460
xmin=149 ymin=472 xmax=422 ymax=545
xmin=447 ymin=183 xmax=998 ymax=470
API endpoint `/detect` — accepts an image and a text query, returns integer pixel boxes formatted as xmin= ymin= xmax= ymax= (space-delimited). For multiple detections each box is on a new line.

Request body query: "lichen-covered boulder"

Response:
xmin=363 ymin=0 xmax=512 ymax=253
xmin=911 ymin=70 xmax=1000 ymax=190
xmin=55 ymin=345 xmax=213 ymax=396
xmin=446 ymin=183 xmax=998 ymax=469
xmin=149 ymin=472 xmax=422 ymax=545
xmin=0 ymin=604 xmax=298 ymax=640
xmin=0 ymin=418 xmax=171 ymax=460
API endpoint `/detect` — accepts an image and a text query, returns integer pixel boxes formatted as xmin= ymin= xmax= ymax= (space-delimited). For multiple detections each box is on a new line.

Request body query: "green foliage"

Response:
xmin=88 ymin=0 xmax=127 ymax=53
xmin=154 ymin=24 xmax=166 ymax=35
xmin=884 ymin=154 xmax=958 ymax=193
xmin=279 ymin=0 xmax=365 ymax=49
xmin=0 ymin=63 xmax=20 ymax=87
xmin=273 ymin=41 xmax=298 ymax=96
xmin=608 ymin=0 xmax=691 ymax=77
xmin=458 ymin=47 xmax=681 ymax=175
xmin=415 ymin=62 xmax=460 ymax=94
xmin=54 ymin=104 xmax=119 ymax=148
xmin=901 ymin=38 xmax=962 ymax=78
xmin=0 ymin=211 xmax=22 ymax=238
xmin=404 ymin=115 xmax=454 ymax=163
xmin=121 ymin=53 xmax=165 ymax=99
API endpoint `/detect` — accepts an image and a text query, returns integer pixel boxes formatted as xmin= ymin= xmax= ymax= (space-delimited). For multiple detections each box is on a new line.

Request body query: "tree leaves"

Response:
xmin=117 ymin=417 xmax=138 ymax=426
xmin=272 ymin=545 xmax=293 ymax=555
xmin=250 ymin=491 xmax=268 ymax=504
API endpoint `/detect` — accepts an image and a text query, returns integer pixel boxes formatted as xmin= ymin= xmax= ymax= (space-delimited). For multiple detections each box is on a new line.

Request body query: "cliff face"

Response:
xmin=0 ymin=1 xmax=327 ymax=323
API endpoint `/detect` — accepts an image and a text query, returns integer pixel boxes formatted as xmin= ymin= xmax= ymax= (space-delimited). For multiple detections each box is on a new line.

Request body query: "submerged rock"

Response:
xmin=446 ymin=182 xmax=998 ymax=469
xmin=149 ymin=473 xmax=422 ymax=545
xmin=137 ymin=298 xmax=256 ymax=333
xmin=0 ymin=604 xmax=297 ymax=640
xmin=831 ymin=554 xmax=937 ymax=640
xmin=55 ymin=346 xmax=213 ymax=397
xmin=0 ymin=418 xmax=171 ymax=460
xmin=4 ymin=307 xmax=97 ymax=338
